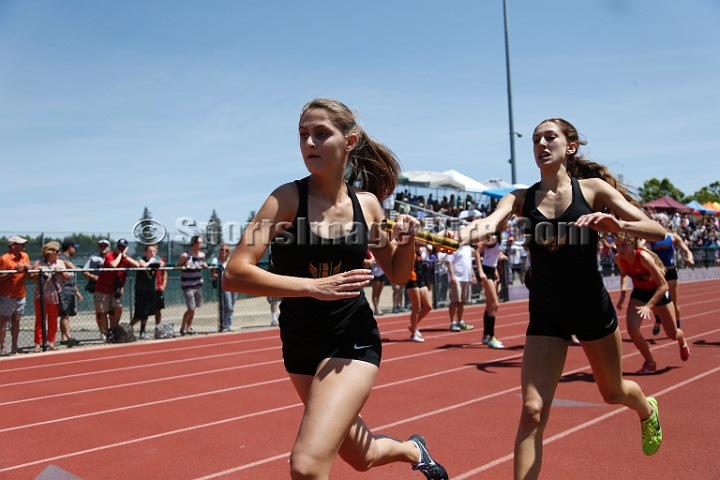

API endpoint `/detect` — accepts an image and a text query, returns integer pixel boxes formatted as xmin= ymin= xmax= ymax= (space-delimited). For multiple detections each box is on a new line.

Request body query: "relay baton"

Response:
xmin=382 ymin=219 xmax=459 ymax=252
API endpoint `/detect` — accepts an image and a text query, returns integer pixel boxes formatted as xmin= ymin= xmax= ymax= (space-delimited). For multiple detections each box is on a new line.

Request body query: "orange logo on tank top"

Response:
xmin=538 ymin=233 xmax=567 ymax=253
xmin=309 ymin=261 xmax=343 ymax=278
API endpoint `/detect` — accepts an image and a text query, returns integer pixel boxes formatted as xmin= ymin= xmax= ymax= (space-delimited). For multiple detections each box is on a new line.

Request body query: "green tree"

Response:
xmin=638 ymin=178 xmax=686 ymax=203
xmin=689 ymin=181 xmax=720 ymax=204
xmin=140 ymin=206 xmax=152 ymax=220
xmin=207 ymin=210 xmax=223 ymax=255
xmin=246 ymin=210 xmax=256 ymax=222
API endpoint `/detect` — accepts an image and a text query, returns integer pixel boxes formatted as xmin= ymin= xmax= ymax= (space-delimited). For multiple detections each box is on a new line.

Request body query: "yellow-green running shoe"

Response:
xmin=641 ymin=397 xmax=662 ymax=455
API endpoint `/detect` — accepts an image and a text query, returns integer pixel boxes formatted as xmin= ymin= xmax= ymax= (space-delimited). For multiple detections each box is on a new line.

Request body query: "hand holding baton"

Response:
xmin=382 ymin=219 xmax=459 ymax=252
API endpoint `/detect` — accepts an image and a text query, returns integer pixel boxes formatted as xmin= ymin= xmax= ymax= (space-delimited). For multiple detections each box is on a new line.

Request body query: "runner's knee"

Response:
xmin=598 ymin=385 xmax=625 ymax=405
xmin=290 ymin=449 xmax=326 ymax=479
xmin=519 ymin=398 xmax=547 ymax=429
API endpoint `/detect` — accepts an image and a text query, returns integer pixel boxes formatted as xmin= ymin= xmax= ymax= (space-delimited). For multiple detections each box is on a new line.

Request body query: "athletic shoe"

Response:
xmin=677 ymin=319 xmax=682 ymax=329
xmin=487 ymin=337 xmax=504 ymax=349
xmin=139 ymin=332 xmax=149 ymax=340
xmin=481 ymin=336 xmax=490 ymax=345
xmin=449 ymin=322 xmax=461 ymax=332
xmin=270 ymin=320 xmax=279 ymax=327
xmin=99 ymin=333 xmax=106 ymax=341
xmin=680 ymin=343 xmax=690 ymax=361
xmin=458 ymin=320 xmax=474 ymax=331
xmin=652 ymin=323 xmax=661 ymax=336
xmin=568 ymin=337 xmax=581 ymax=347
xmin=66 ymin=338 xmax=79 ymax=348
xmin=180 ymin=329 xmax=187 ymax=336
xmin=636 ymin=361 xmax=657 ymax=375
xmin=60 ymin=339 xmax=68 ymax=346
xmin=410 ymin=332 xmax=424 ymax=343
xmin=408 ymin=434 xmax=448 ymax=480
xmin=641 ymin=397 xmax=662 ymax=456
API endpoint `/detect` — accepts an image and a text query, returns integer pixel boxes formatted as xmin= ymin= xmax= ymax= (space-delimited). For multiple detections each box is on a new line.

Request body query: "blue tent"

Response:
xmin=685 ymin=200 xmax=717 ymax=215
xmin=482 ymin=187 xmax=516 ymax=199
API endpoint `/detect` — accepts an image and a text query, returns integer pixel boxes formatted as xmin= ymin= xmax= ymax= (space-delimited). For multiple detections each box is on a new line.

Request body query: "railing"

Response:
xmin=0 ymin=266 xmax=278 ymax=353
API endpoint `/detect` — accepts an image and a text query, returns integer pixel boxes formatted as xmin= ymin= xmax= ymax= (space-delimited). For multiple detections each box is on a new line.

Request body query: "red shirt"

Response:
xmin=96 ymin=252 xmax=132 ymax=295
xmin=618 ymin=249 xmax=658 ymax=290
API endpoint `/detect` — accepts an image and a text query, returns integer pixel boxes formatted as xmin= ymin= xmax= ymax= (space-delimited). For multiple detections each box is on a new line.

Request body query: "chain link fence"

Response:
xmin=0 ymin=266 xmax=277 ymax=354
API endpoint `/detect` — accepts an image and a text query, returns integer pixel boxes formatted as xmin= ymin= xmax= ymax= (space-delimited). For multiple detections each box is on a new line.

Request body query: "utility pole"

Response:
xmin=503 ymin=0 xmax=517 ymax=184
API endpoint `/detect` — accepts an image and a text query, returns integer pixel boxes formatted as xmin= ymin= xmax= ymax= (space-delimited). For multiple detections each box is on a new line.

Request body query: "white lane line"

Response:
xmin=450 ymin=364 xmax=720 ymax=479
xmin=0 ymin=358 xmax=283 ymax=406
xmin=191 ymin=325 xmax=720 ymax=479
xmin=0 ymin=334 xmax=279 ymax=373
xmin=0 ymin=403 xmax=303 ymax=473
xmin=0 ymin=378 xmax=289 ymax=433
xmin=0 ymin=345 xmax=279 ymax=388
xmin=6 ymin=324 xmax=716 ymax=477
xmin=5 ymin=278 xmax=717 ymax=374
xmin=5 ymin=304 xmax=718 ymax=408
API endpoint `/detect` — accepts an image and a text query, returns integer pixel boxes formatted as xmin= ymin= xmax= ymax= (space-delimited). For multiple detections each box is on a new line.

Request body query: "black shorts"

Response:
xmin=481 ymin=265 xmax=496 ymax=281
xmin=511 ymin=263 xmax=524 ymax=273
xmin=282 ymin=327 xmax=382 ymax=376
xmin=630 ymin=287 xmax=672 ymax=306
xmin=58 ymin=291 xmax=77 ymax=317
xmin=664 ymin=268 xmax=678 ymax=282
xmin=405 ymin=279 xmax=426 ymax=289
xmin=134 ymin=290 xmax=165 ymax=321
xmin=373 ymin=274 xmax=386 ymax=283
xmin=526 ymin=287 xmax=618 ymax=342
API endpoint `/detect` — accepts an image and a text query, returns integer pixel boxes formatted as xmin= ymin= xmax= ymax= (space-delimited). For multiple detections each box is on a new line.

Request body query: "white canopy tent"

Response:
xmin=399 ymin=170 xmax=466 ymax=190
xmin=442 ymin=170 xmax=489 ymax=192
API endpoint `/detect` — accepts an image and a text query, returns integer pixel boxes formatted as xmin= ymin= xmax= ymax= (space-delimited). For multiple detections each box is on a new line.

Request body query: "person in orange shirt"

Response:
xmin=0 ymin=236 xmax=32 ymax=355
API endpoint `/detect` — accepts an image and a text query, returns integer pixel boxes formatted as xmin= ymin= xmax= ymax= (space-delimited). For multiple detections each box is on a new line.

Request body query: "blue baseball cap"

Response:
xmin=117 ymin=238 xmax=129 ymax=247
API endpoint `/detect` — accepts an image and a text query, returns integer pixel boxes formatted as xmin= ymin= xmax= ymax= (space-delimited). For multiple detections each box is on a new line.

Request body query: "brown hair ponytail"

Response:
xmin=300 ymin=98 xmax=401 ymax=201
xmin=539 ymin=118 xmax=639 ymax=207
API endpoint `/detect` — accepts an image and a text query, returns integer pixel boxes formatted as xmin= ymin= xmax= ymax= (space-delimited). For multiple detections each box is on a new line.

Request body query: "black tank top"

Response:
xmin=522 ymin=177 xmax=606 ymax=305
xmin=270 ymin=177 xmax=374 ymax=347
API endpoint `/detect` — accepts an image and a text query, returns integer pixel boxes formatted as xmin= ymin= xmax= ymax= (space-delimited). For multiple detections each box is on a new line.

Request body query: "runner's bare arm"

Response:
xmin=576 ymin=179 xmax=665 ymax=241
xmin=358 ymin=191 xmax=418 ymax=286
xmin=458 ymin=190 xmax=525 ymax=246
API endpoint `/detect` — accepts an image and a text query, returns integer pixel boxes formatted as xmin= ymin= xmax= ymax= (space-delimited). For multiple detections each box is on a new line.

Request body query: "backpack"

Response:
xmin=111 ymin=324 xmax=136 ymax=343
xmin=155 ymin=323 xmax=175 ymax=339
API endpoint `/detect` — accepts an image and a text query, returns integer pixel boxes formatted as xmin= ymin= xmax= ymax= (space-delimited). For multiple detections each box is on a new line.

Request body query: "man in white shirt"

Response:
xmin=445 ymin=245 xmax=477 ymax=332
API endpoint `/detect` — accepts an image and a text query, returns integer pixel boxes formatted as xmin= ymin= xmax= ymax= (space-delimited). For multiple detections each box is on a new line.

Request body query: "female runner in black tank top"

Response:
xmin=223 ymin=99 xmax=448 ymax=480
xmin=457 ymin=118 xmax=667 ymax=479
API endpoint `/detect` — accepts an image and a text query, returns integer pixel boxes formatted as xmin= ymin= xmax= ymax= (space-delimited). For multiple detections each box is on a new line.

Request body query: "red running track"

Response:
xmin=1 ymin=279 xmax=719 ymax=479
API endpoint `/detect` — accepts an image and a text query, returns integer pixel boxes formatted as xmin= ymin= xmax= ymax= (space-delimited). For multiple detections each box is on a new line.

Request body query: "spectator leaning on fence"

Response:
xmin=132 ymin=243 xmax=167 ymax=339
xmin=83 ymin=239 xmax=111 ymax=338
xmin=0 ymin=236 xmax=31 ymax=356
xmin=176 ymin=235 xmax=208 ymax=335
xmin=29 ymin=241 xmax=70 ymax=352
xmin=95 ymin=238 xmax=139 ymax=342
xmin=58 ymin=239 xmax=82 ymax=348
xmin=211 ymin=244 xmax=236 ymax=332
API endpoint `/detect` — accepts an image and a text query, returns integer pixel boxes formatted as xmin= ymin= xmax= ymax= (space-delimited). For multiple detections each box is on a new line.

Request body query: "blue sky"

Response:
xmin=2 ymin=0 xmax=719 ymax=238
